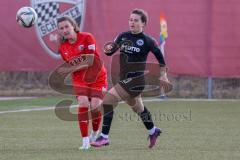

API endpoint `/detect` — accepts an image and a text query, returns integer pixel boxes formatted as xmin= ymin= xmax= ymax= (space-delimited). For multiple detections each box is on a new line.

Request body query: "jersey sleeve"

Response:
xmin=114 ymin=32 xmax=123 ymax=45
xmin=147 ymin=36 xmax=166 ymax=67
xmin=84 ymin=33 xmax=97 ymax=54
xmin=102 ymin=32 xmax=123 ymax=56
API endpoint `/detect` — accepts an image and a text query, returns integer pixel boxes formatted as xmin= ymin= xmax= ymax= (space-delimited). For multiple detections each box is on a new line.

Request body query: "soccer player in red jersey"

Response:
xmin=57 ymin=16 xmax=107 ymax=150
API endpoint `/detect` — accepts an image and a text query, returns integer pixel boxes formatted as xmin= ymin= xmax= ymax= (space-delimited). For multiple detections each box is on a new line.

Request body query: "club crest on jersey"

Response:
xmin=78 ymin=45 xmax=84 ymax=51
xmin=136 ymin=39 xmax=144 ymax=46
xmin=31 ymin=0 xmax=86 ymax=59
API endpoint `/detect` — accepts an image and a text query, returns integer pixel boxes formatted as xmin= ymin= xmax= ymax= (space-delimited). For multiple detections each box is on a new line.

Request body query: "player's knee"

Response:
xmin=131 ymin=106 xmax=143 ymax=113
xmin=90 ymin=98 xmax=103 ymax=112
xmin=131 ymin=106 xmax=138 ymax=113
xmin=91 ymin=103 xmax=101 ymax=110
xmin=91 ymin=99 xmax=102 ymax=108
xmin=126 ymin=98 xmax=137 ymax=106
xmin=77 ymin=96 xmax=90 ymax=107
xmin=132 ymin=103 xmax=144 ymax=113
xmin=90 ymin=100 xmax=102 ymax=112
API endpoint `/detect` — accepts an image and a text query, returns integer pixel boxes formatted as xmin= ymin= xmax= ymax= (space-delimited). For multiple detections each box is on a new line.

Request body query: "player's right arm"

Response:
xmin=58 ymin=54 xmax=94 ymax=75
xmin=58 ymin=45 xmax=93 ymax=74
xmin=103 ymin=33 xmax=123 ymax=56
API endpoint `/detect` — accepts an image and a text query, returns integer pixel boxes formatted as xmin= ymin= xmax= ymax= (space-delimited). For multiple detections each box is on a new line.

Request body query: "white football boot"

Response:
xmin=79 ymin=137 xmax=90 ymax=150
xmin=89 ymin=130 xmax=99 ymax=142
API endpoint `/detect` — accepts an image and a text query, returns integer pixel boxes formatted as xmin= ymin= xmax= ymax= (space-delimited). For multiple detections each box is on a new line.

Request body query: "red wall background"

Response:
xmin=0 ymin=0 xmax=240 ymax=77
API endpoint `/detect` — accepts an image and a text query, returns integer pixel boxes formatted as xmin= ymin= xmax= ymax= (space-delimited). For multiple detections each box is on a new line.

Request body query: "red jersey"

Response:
xmin=59 ymin=32 xmax=107 ymax=85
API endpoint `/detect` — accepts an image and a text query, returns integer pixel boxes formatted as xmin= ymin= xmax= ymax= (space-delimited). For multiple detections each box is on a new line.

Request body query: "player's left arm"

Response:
xmin=148 ymin=37 xmax=172 ymax=93
xmin=148 ymin=37 xmax=167 ymax=75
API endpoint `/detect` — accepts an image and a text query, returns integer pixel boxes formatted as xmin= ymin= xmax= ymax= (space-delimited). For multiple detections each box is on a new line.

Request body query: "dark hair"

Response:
xmin=131 ymin=8 xmax=148 ymax=25
xmin=57 ymin=15 xmax=80 ymax=43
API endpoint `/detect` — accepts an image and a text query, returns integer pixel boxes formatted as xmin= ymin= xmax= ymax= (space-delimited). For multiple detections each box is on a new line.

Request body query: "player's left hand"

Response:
xmin=159 ymin=67 xmax=173 ymax=93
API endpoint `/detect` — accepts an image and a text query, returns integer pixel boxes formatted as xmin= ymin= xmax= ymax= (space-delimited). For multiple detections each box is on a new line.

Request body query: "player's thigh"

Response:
xmin=89 ymin=79 xmax=108 ymax=99
xmin=103 ymin=83 xmax=131 ymax=106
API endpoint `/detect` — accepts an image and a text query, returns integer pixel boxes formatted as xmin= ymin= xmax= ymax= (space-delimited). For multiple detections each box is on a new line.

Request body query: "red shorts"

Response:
xmin=73 ymin=73 xmax=107 ymax=99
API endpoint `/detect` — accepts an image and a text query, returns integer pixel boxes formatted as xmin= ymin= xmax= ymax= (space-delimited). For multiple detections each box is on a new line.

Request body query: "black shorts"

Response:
xmin=119 ymin=77 xmax=145 ymax=98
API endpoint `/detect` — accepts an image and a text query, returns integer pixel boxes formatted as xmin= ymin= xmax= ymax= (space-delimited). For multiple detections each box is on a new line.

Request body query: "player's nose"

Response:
xmin=63 ymin=29 xmax=69 ymax=34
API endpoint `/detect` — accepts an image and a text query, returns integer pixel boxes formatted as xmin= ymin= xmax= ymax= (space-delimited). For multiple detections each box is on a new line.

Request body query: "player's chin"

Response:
xmin=65 ymin=34 xmax=70 ymax=38
xmin=130 ymin=28 xmax=140 ymax=34
xmin=129 ymin=27 xmax=135 ymax=31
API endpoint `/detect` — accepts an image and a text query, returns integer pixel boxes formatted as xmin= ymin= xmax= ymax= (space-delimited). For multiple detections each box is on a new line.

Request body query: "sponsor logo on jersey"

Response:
xmin=136 ymin=39 xmax=144 ymax=46
xmin=69 ymin=55 xmax=87 ymax=66
xmin=31 ymin=0 xmax=86 ymax=59
xmin=122 ymin=45 xmax=140 ymax=53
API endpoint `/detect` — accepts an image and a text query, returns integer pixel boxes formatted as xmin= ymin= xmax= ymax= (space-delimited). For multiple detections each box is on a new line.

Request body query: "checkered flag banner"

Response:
xmin=35 ymin=2 xmax=59 ymax=26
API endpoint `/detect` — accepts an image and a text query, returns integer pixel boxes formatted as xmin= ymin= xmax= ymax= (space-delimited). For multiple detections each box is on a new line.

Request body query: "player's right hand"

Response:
xmin=105 ymin=44 xmax=114 ymax=51
xmin=103 ymin=42 xmax=118 ymax=56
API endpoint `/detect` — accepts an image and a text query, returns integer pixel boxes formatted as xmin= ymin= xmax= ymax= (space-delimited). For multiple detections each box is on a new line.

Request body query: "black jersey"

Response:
xmin=114 ymin=31 xmax=166 ymax=81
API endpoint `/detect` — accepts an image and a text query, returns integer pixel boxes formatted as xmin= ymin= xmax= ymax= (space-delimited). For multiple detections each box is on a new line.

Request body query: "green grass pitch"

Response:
xmin=0 ymin=97 xmax=240 ymax=160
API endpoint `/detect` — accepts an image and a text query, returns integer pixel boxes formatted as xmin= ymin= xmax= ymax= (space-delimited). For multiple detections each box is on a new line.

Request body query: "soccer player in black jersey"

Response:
xmin=91 ymin=8 xmax=170 ymax=149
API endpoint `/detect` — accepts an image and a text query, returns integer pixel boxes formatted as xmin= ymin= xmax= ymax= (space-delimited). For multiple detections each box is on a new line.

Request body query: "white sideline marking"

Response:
xmin=0 ymin=98 xmax=239 ymax=114
xmin=0 ymin=97 xmax=38 ymax=101
xmin=0 ymin=107 xmax=56 ymax=114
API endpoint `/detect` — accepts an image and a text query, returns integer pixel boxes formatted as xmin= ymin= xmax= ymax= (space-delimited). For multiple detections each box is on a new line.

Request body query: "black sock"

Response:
xmin=139 ymin=106 xmax=154 ymax=130
xmin=102 ymin=104 xmax=114 ymax=135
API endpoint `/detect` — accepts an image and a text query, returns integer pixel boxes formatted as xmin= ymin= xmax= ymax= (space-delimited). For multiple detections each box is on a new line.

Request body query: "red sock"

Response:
xmin=78 ymin=107 xmax=89 ymax=137
xmin=91 ymin=110 xmax=102 ymax=132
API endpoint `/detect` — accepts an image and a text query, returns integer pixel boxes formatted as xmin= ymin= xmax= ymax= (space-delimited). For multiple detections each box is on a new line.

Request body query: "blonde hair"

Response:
xmin=57 ymin=15 xmax=80 ymax=43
